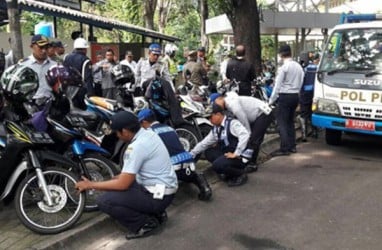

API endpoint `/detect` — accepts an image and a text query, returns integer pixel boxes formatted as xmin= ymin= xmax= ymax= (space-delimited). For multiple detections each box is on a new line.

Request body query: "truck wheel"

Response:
xmin=325 ymin=129 xmax=342 ymax=145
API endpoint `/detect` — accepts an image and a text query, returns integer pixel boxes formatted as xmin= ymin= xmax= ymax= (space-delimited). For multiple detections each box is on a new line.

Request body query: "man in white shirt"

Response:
xmin=120 ymin=50 xmax=137 ymax=74
xmin=269 ymin=44 xmax=304 ymax=156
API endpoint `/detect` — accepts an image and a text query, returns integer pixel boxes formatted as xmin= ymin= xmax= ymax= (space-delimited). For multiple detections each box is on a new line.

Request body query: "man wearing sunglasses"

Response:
xmin=19 ymin=34 xmax=57 ymax=106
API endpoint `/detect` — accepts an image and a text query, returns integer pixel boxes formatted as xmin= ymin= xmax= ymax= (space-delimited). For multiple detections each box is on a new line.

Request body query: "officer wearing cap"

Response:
xmin=76 ymin=111 xmax=177 ymax=240
xmin=269 ymin=44 xmax=304 ymax=156
xmin=299 ymin=53 xmax=320 ymax=141
xmin=63 ymin=37 xmax=94 ymax=109
xmin=19 ymin=34 xmax=57 ymax=106
xmin=210 ymin=91 xmax=274 ymax=172
xmin=51 ymin=41 xmax=66 ymax=63
xmin=190 ymin=104 xmax=250 ymax=187
xmin=138 ymin=108 xmax=212 ymax=201
xmin=183 ymin=50 xmax=208 ymax=88
xmin=135 ymin=43 xmax=173 ymax=94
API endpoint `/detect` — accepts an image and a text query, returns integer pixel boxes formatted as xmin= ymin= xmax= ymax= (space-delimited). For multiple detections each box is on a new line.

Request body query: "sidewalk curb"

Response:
xmin=29 ymin=133 xmax=283 ymax=249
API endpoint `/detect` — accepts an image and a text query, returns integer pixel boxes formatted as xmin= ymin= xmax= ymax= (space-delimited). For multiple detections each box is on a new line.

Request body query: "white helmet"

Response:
xmin=73 ymin=38 xmax=89 ymax=49
xmin=164 ymin=44 xmax=178 ymax=55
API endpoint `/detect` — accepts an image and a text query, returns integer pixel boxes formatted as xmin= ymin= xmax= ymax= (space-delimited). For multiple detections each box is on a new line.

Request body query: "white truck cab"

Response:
xmin=312 ymin=13 xmax=382 ymax=145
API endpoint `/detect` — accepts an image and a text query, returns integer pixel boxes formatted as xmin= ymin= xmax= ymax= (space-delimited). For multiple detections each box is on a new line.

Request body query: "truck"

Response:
xmin=312 ymin=13 xmax=382 ymax=145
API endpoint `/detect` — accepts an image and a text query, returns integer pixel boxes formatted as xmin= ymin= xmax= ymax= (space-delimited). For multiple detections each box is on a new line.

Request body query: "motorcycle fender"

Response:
xmin=195 ymin=117 xmax=212 ymax=126
xmin=0 ymin=161 xmax=28 ymax=200
xmin=72 ymin=140 xmax=110 ymax=156
xmin=38 ymin=150 xmax=78 ymax=169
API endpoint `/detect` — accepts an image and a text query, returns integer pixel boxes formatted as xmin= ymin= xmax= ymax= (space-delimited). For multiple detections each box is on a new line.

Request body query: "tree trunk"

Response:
xmin=199 ymin=0 xmax=208 ymax=49
xmin=7 ymin=0 xmax=23 ymax=62
xmin=158 ymin=0 xmax=172 ymax=34
xmin=143 ymin=0 xmax=157 ymax=31
xmin=226 ymin=0 xmax=262 ymax=74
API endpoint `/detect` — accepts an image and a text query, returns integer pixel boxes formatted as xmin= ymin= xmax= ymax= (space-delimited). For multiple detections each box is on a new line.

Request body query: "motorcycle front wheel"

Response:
xmin=15 ymin=167 xmax=85 ymax=234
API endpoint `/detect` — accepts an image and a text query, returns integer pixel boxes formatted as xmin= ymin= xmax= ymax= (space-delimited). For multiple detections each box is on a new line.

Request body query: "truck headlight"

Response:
xmin=314 ymin=98 xmax=340 ymax=115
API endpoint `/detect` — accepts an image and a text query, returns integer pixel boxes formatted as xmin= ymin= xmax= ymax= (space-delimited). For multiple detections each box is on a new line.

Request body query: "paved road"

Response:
xmin=61 ymin=133 xmax=382 ymax=250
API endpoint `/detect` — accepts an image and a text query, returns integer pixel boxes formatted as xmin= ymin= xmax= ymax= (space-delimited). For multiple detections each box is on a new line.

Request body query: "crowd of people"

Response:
xmin=2 ymin=33 xmax=320 ymax=240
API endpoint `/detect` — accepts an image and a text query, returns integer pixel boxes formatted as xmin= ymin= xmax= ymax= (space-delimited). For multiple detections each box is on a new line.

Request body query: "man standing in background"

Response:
xmin=226 ymin=45 xmax=255 ymax=96
xmin=64 ymin=37 xmax=94 ymax=108
xmin=269 ymin=44 xmax=304 ymax=156
xmin=120 ymin=50 xmax=137 ymax=74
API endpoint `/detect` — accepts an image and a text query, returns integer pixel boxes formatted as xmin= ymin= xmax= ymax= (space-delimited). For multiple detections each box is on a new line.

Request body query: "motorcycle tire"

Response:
xmin=81 ymin=153 xmax=120 ymax=211
xmin=198 ymin=124 xmax=212 ymax=138
xmin=175 ymin=124 xmax=200 ymax=152
xmin=15 ymin=167 xmax=85 ymax=234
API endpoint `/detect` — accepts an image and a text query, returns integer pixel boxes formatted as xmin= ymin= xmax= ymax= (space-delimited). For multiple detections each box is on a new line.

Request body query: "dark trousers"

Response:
xmin=249 ymin=112 xmax=274 ymax=163
xmin=204 ymin=146 xmax=245 ymax=178
xmin=276 ymin=93 xmax=299 ymax=152
xmin=176 ymin=168 xmax=197 ymax=183
xmin=97 ymin=182 xmax=174 ymax=233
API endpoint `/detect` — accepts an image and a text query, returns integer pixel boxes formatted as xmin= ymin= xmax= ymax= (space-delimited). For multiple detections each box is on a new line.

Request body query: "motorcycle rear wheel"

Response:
xmin=15 ymin=167 xmax=85 ymax=234
xmin=81 ymin=154 xmax=120 ymax=211
xmin=175 ymin=124 xmax=200 ymax=152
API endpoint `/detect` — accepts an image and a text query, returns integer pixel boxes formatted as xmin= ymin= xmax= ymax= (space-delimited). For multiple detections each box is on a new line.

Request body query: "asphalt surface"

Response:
xmin=0 ymin=132 xmax=279 ymax=250
xmin=37 ymin=132 xmax=382 ymax=250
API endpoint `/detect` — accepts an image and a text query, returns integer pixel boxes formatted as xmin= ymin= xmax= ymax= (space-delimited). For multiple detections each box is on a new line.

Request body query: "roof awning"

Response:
xmin=18 ymin=0 xmax=180 ymax=42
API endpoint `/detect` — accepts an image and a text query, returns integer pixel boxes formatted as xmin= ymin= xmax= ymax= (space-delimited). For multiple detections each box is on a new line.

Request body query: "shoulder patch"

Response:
xmin=18 ymin=58 xmax=30 ymax=63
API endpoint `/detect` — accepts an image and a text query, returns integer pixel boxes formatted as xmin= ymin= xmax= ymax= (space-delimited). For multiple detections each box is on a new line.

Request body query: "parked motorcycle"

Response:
xmin=0 ymin=120 xmax=85 ymax=234
xmin=1 ymin=64 xmax=119 ymax=211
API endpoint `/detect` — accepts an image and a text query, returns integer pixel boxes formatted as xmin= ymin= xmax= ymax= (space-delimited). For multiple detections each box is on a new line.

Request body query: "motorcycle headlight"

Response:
xmin=314 ymin=98 xmax=340 ymax=115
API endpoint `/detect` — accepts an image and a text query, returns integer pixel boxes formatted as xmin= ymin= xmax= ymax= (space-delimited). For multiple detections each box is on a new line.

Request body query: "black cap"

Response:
xmin=110 ymin=111 xmax=139 ymax=131
xmin=198 ymin=47 xmax=206 ymax=52
xmin=278 ymin=44 xmax=291 ymax=54
xmin=31 ymin=34 xmax=49 ymax=46
xmin=206 ymin=103 xmax=225 ymax=118
xmin=52 ymin=41 xmax=67 ymax=48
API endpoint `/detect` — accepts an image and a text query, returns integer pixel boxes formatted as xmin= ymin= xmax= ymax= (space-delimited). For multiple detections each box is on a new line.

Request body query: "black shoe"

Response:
xmin=125 ymin=217 xmax=160 ymax=240
xmin=218 ymin=173 xmax=229 ymax=182
xmin=289 ymin=148 xmax=297 ymax=153
xmin=194 ymin=173 xmax=212 ymax=201
xmin=227 ymin=174 xmax=248 ymax=187
xmin=155 ymin=211 xmax=168 ymax=225
xmin=244 ymin=164 xmax=258 ymax=173
xmin=271 ymin=150 xmax=290 ymax=157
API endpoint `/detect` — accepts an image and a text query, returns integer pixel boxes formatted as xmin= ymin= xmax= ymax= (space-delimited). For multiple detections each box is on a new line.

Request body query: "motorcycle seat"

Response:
xmin=70 ymin=108 xmax=98 ymax=121
xmin=87 ymin=96 xmax=118 ymax=111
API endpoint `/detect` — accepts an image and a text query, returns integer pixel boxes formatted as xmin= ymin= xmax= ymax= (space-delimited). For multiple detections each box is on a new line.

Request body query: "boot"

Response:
xmin=298 ymin=116 xmax=307 ymax=142
xmin=193 ymin=173 xmax=212 ymax=201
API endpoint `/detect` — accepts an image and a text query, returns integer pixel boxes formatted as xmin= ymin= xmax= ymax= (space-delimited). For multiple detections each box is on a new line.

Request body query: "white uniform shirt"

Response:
xmin=135 ymin=58 xmax=173 ymax=89
xmin=122 ymin=128 xmax=178 ymax=189
xmin=190 ymin=116 xmax=250 ymax=157
xmin=269 ymin=58 xmax=304 ymax=105
xmin=19 ymin=55 xmax=57 ymax=99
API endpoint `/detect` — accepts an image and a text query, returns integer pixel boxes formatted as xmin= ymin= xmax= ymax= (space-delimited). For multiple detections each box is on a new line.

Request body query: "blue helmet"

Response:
xmin=149 ymin=43 xmax=162 ymax=55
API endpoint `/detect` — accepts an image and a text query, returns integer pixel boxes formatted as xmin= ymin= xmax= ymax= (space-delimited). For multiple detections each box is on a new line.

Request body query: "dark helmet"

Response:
xmin=0 ymin=64 xmax=39 ymax=103
xmin=45 ymin=65 xmax=83 ymax=94
xmin=111 ymin=64 xmax=135 ymax=86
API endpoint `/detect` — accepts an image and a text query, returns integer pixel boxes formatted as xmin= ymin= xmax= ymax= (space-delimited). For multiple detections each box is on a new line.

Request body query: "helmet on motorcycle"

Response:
xmin=149 ymin=43 xmax=162 ymax=55
xmin=111 ymin=64 xmax=135 ymax=86
xmin=0 ymin=64 xmax=39 ymax=103
xmin=45 ymin=65 xmax=83 ymax=94
xmin=177 ymin=85 xmax=188 ymax=95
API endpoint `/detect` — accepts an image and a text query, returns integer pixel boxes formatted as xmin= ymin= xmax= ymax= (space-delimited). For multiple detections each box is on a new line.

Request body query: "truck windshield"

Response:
xmin=319 ymin=28 xmax=382 ymax=73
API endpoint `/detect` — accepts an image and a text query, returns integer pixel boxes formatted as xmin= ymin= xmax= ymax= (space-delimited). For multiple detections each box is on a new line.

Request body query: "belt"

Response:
xmin=145 ymin=185 xmax=177 ymax=195
xmin=279 ymin=92 xmax=299 ymax=95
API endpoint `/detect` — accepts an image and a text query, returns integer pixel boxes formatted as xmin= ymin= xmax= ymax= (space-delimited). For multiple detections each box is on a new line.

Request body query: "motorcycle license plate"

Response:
xmin=345 ymin=119 xmax=375 ymax=131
